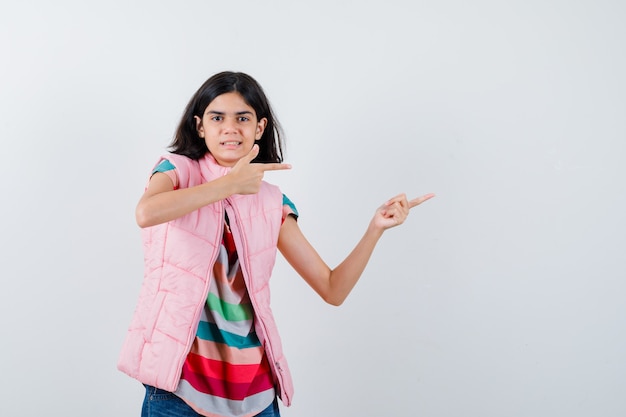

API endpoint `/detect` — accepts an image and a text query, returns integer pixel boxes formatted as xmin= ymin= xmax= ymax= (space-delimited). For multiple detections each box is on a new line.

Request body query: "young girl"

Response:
xmin=118 ymin=71 xmax=434 ymax=417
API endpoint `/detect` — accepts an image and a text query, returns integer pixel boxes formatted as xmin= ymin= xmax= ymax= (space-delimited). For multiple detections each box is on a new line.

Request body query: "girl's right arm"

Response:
xmin=135 ymin=172 xmax=236 ymax=228
xmin=136 ymin=145 xmax=291 ymax=228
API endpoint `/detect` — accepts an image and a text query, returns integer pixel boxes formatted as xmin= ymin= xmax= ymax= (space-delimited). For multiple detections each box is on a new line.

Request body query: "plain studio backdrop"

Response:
xmin=1 ymin=0 xmax=625 ymax=416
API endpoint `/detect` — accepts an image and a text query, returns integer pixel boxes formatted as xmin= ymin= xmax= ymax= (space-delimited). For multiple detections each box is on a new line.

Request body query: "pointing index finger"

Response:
xmin=257 ymin=162 xmax=292 ymax=172
xmin=408 ymin=193 xmax=436 ymax=208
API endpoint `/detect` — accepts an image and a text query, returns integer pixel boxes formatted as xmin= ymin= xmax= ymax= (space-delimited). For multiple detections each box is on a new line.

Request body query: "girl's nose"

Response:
xmin=222 ymin=117 xmax=238 ymax=133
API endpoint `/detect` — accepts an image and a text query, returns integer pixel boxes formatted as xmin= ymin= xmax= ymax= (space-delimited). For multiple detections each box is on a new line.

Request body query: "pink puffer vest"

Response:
xmin=117 ymin=152 xmax=294 ymax=406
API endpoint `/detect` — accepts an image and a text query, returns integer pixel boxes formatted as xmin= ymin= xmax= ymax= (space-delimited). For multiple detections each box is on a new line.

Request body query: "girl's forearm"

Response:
xmin=326 ymin=223 xmax=384 ymax=306
xmin=136 ymin=176 xmax=234 ymax=227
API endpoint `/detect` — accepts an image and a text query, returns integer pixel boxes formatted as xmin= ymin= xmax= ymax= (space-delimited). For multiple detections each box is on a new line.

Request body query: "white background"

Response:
xmin=1 ymin=1 xmax=625 ymax=416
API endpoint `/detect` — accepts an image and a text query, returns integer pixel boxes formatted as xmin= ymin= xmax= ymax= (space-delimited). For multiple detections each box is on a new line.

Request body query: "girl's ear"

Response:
xmin=256 ymin=117 xmax=268 ymax=140
xmin=194 ymin=115 xmax=204 ymax=138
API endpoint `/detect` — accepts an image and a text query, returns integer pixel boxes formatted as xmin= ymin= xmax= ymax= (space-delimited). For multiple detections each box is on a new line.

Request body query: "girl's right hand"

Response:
xmin=227 ymin=145 xmax=292 ymax=195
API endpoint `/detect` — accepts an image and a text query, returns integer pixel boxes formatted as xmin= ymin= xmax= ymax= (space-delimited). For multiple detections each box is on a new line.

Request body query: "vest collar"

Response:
xmin=200 ymin=152 xmax=231 ymax=180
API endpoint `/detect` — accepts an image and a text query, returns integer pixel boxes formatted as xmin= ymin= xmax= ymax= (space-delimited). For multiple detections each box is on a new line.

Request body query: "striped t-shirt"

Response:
xmin=153 ymin=159 xmax=297 ymax=417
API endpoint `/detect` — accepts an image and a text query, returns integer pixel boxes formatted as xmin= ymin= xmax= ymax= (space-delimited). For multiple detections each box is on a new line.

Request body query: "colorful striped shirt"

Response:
xmin=153 ymin=159 xmax=298 ymax=417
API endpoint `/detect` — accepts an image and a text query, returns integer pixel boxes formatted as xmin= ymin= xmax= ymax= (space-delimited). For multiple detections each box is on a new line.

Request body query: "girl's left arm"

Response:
xmin=277 ymin=193 xmax=434 ymax=306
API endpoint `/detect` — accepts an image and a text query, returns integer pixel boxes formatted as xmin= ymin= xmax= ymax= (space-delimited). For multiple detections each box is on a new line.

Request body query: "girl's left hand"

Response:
xmin=372 ymin=193 xmax=435 ymax=231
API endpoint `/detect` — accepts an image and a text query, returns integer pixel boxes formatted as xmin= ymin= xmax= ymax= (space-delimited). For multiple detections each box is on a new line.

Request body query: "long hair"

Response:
xmin=169 ymin=71 xmax=284 ymax=163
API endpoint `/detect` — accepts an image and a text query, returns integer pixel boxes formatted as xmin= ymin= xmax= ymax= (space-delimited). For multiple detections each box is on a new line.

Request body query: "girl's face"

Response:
xmin=195 ymin=92 xmax=267 ymax=167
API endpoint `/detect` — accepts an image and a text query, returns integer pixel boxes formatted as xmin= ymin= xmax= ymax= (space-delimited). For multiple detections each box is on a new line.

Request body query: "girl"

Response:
xmin=118 ymin=71 xmax=434 ymax=417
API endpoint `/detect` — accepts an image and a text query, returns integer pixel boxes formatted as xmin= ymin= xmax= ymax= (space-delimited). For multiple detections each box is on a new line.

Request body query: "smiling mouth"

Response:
xmin=221 ymin=141 xmax=242 ymax=146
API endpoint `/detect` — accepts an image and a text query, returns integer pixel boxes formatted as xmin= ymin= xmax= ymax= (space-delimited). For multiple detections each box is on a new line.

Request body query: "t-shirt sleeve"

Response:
xmin=152 ymin=159 xmax=179 ymax=189
xmin=282 ymin=194 xmax=298 ymax=222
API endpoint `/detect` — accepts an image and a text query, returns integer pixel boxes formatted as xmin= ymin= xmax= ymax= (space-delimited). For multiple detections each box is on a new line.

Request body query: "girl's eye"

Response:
xmin=238 ymin=116 xmax=249 ymax=122
xmin=211 ymin=116 xmax=223 ymax=121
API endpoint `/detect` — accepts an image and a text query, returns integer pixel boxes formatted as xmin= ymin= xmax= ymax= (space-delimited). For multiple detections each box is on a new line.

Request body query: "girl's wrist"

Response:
xmin=202 ymin=175 xmax=234 ymax=201
xmin=366 ymin=220 xmax=385 ymax=239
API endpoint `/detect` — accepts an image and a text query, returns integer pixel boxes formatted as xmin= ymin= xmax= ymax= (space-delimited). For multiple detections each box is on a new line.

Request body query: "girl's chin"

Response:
xmin=208 ymin=144 xmax=255 ymax=166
